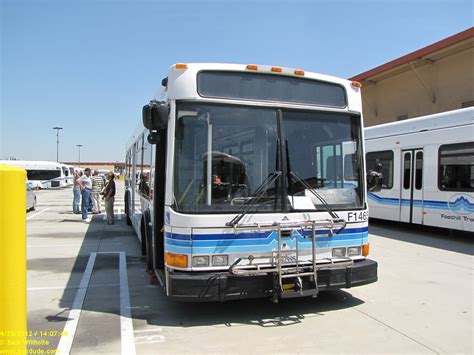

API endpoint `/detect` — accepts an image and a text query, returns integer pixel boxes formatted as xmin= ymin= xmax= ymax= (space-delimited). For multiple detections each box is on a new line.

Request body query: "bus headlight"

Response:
xmin=212 ymin=255 xmax=228 ymax=266
xmin=332 ymin=247 xmax=346 ymax=258
xmin=192 ymin=255 xmax=210 ymax=267
xmin=347 ymin=246 xmax=362 ymax=256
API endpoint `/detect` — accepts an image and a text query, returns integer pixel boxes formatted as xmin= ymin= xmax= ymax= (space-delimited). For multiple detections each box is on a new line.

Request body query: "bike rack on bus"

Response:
xmin=228 ymin=218 xmax=352 ymax=300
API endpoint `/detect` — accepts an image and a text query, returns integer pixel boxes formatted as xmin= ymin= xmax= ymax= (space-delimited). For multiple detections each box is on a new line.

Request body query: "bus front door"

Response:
xmin=400 ymin=149 xmax=424 ymax=224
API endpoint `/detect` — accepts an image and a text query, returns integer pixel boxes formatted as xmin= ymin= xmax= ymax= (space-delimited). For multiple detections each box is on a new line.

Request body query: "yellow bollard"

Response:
xmin=0 ymin=165 xmax=26 ymax=354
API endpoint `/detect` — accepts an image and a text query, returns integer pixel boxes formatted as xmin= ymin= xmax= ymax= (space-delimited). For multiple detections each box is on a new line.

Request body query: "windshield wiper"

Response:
xmin=289 ymin=171 xmax=346 ymax=233
xmin=284 ymin=141 xmax=345 ymax=233
xmin=226 ymin=171 xmax=281 ymax=226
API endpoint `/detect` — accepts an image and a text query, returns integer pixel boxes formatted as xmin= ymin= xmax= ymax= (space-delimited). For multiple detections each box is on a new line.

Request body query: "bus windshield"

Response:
xmin=173 ymin=103 xmax=363 ymax=214
xmin=27 ymin=169 xmax=61 ymax=181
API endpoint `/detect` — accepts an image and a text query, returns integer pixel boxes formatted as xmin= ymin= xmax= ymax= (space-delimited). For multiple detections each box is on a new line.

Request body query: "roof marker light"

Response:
xmin=351 ymin=81 xmax=362 ymax=88
xmin=271 ymin=66 xmax=282 ymax=73
xmin=294 ymin=69 xmax=305 ymax=76
xmin=175 ymin=63 xmax=188 ymax=69
xmin=247 ymin=64 xmax=258 ymax=70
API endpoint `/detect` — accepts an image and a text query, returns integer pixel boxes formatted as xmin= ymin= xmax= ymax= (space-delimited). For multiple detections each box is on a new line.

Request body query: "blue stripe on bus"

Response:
xmin=164 ymin=228 xmax=368 ymax=254
xmin=368 ymin=193 xmax=474 ymax=212
xmin=165 ymin=227 xmax=368 ymax=241
xmin=165 ymin=226 xmax=368 ymax=241
xmin=164 ymin=236 xmax=368 ymax=254
xmin=165 ymin=230 xmax=366 ymax=247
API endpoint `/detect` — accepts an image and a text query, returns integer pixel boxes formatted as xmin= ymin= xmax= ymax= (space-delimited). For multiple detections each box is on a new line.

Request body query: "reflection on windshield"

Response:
xmin=174 ymin=103 xmax=278 ymax=213
xmin=283 ymin=110 xmax=363 ymax=210
xmin=173 ymin=103 xmax=364 ymax=214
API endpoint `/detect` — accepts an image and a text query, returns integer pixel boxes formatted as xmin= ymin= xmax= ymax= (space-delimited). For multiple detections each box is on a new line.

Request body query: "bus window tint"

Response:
xmin=174 ymin=103 xmax=278 ymax=213
xmin=415 ymin=151 xmax=423 ymax=190
xmin=403 ymin=153 xmax=411 ymax=190
xmin=140 ymin=139 xmax=153 ymax=199
xmin=366 ymin=150 xmax=394 ymax=189
xmin=27 ymin=169 xmax=61 ymax=181
xmin=283 ymin=111 xmax=364 ymax=209
xmin=439 ymin=142 xmax=474 ymax=191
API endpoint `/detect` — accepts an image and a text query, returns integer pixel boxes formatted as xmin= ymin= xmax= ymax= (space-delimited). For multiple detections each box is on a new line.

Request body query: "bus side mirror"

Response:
xmin=142 ymin=102 xmax=168 ymax=130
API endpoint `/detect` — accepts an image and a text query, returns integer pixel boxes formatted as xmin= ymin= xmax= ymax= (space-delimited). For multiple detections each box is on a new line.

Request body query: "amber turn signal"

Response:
xmin=165 ymin=252 xmax=188 ymax=268
xmin=362 ymin=243 xmax=370 ymax=256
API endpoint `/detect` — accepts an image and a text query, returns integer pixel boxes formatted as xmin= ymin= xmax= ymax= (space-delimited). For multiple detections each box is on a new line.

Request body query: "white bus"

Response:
xmin=0 ymin=160 xmax=67 ymax=189
xmin=125 ymin=63 xmax=377 ymax=302
xmin=365 ymin=108 xmax=474 ymax=232
xmin=61 ymin=164 xmax=75 ymax=186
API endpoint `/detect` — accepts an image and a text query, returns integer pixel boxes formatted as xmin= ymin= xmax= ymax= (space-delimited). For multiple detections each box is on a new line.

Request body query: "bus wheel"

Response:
xmin=140 ymin=220 xmax=147 ymax=257
xmin=142 ymin=217 xmax=153 ymax=271
xmin=124 ymin=194 xmax=132 ymax=226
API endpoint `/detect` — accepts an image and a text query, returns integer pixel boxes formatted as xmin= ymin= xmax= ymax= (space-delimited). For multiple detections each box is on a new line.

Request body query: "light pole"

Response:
xmin=52 ymin=126 xmax=63 ymax=162
xmin=76 ymin=144 xmax=83 ymax=166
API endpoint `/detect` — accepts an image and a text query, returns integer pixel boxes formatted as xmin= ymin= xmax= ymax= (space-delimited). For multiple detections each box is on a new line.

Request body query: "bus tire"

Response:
xmin=124 ymin=192 xmax=132 ymax=226
xmin=142 ymin=216 xmax=153 ymax=271
xmin=140 ymin=219 xmax=147 ymax=257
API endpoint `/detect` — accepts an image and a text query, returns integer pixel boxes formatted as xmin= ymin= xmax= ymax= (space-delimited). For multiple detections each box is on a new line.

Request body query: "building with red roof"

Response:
xmin=349 ymin=27 xmax=473 ymax=126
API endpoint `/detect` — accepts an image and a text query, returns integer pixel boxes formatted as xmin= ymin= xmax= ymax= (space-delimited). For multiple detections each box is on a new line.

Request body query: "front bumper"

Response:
xmin=167 ymin=258 xmax=377 ymax=302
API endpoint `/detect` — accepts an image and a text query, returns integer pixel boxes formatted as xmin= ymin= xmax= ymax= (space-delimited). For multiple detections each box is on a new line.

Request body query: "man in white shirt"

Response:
xmin=79 ymin=168 xmax=93 ymax=222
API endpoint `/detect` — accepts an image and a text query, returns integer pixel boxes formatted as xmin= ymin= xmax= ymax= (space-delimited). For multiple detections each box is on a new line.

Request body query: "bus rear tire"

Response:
xmin=142 ymin=217 xmax=153 ymax=271
xmin=140 ymin=220 xmax=147 ymax=257
xmin=124 ymin=193 xmax=132 ymax=226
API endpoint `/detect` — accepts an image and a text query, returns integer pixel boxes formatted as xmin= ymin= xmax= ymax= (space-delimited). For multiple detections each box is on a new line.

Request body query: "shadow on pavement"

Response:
xmin=369 ymin=219 xmax=474 ymax=255
xmin=53 ymin=214 xmax=366 ymax=330
xmin=133 ymin=288 xmax=363 ymax=328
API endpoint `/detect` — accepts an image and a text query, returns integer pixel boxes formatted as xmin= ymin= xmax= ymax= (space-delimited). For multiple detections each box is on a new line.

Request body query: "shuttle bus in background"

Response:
xmin=0 ymin=160 xmax=67 ymax=189
xmin=365 ymin=107 xmax=474 ymax=232
xmin=61 ymin=163 xmax=74 ymax=186
xmin=125 ymin=63 xmax=377 ymax=302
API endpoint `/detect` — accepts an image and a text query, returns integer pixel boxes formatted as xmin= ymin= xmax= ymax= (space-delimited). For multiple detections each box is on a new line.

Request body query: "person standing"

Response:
xmin=91 ymin=170 xmax=104 ymax=213
xmin=102 ymin=171 xmax=116 ymax=225
xmin=79 ymin=168 xmax=93 ymax=222
xmin=72 ymin=171 xmax=81 ymax=214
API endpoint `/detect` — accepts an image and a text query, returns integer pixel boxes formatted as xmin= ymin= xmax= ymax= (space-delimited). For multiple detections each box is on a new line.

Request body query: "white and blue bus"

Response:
xmin=0 ymin=160 xmax=68 ymax=189
xmin=365 ymin=108 xmax=474 ymax=232
xmin=125 ymin=63 xmax=377 ymax=302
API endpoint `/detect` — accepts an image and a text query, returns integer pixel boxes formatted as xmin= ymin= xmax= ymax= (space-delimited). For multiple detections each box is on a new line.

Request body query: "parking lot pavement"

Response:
xmin=25 ymin=183 xmax=473 ymax=354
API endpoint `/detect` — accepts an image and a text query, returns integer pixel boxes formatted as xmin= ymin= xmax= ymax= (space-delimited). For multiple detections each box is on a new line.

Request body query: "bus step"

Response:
xmin=146 ymin=269 xmax=160 ymax=285
xmin=280 ymin=276 xmax=319 ymax=299
xmin=280 ymin=288 xmax=319 ymax=299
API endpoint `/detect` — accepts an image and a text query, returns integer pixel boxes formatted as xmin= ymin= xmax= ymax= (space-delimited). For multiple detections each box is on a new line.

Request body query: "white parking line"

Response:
xmin=27 ymin=242 xmax=123 ymax=248
xmin=56 ymin=251 xmax=136 ymax=354
xmin=56 ymin=252 xmax=96 ymax=354
xmin=26 ymin=207 xmax=51 ymax=221
xmin=119 ymin=251 xmax=136 ymax=355
xmin=27 ymin=283 xmax=120 ymax=291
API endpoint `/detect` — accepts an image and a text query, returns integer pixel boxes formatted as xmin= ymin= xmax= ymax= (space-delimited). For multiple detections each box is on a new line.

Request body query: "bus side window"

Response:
xmin=439 ymin=142 xmax=474 ymax=192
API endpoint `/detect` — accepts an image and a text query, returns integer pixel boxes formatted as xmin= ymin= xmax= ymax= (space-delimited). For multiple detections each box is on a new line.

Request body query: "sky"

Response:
xmin=1 ymin=0 xmax=472 ymax=163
